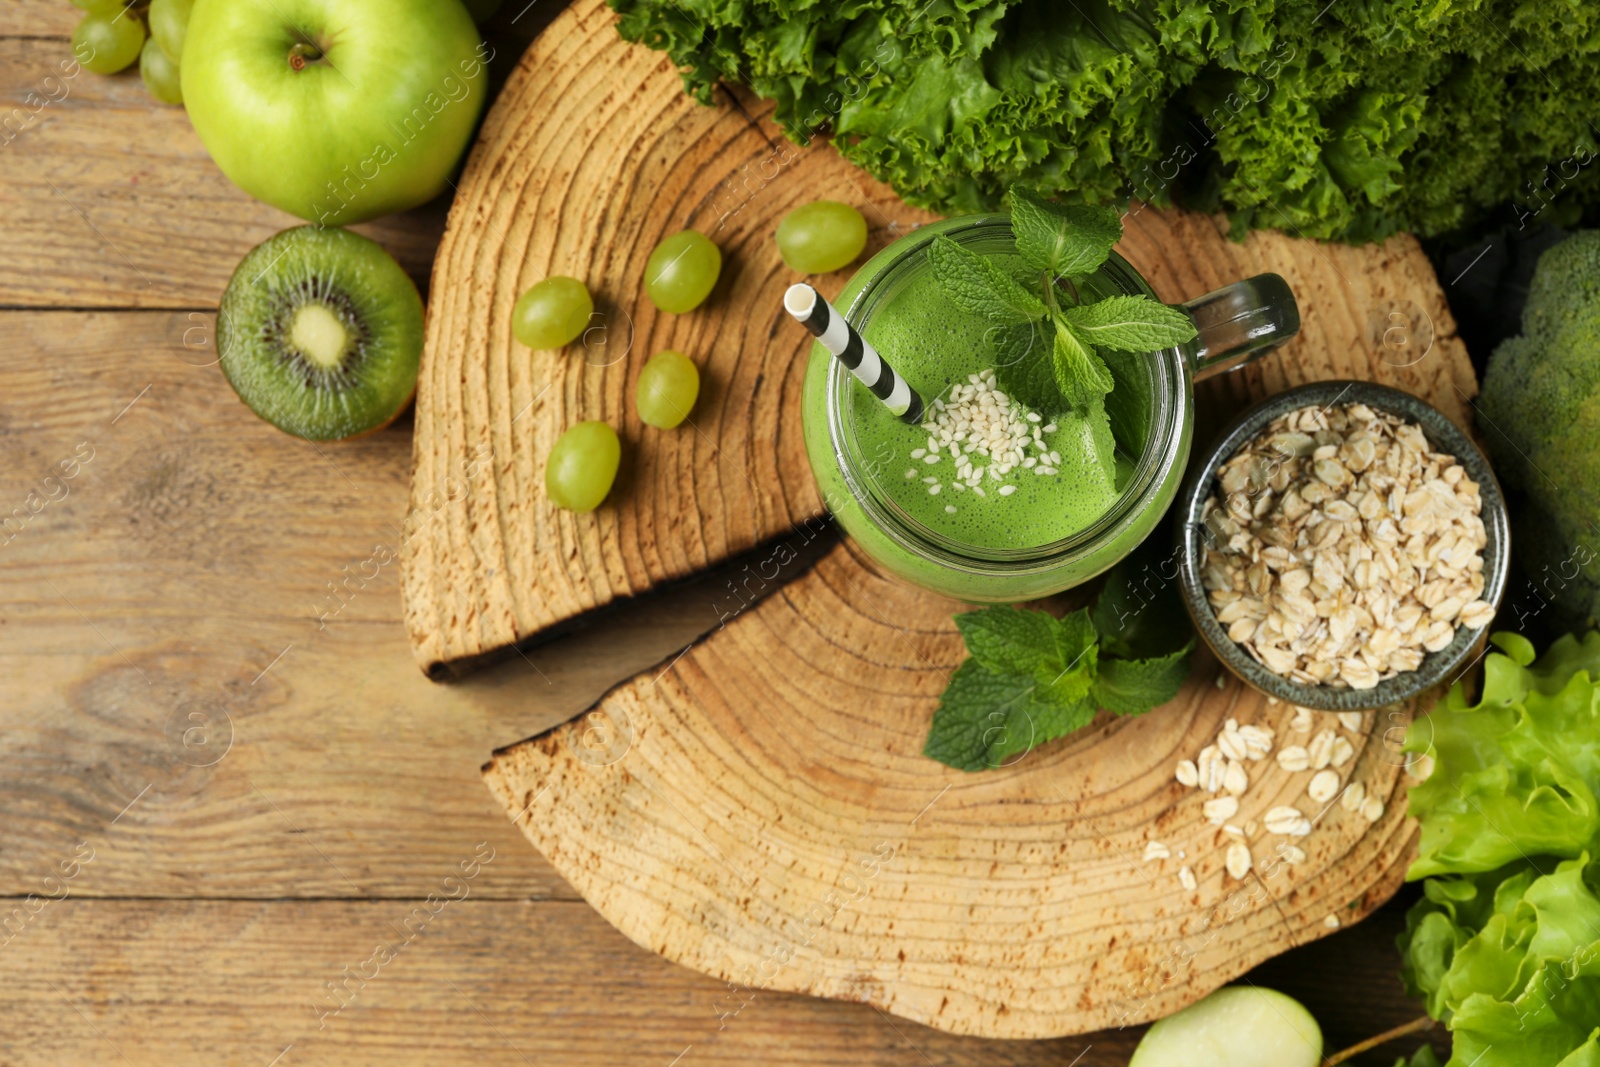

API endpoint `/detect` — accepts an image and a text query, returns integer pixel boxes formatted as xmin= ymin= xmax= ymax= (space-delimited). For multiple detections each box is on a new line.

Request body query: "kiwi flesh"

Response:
xmin=218 ymin=226 xmax=424 ymax=441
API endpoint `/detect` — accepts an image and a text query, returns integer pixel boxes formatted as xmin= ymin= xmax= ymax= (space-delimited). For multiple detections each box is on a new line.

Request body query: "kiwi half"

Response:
xmin=218 ymin=226 xmax=424 ymax=441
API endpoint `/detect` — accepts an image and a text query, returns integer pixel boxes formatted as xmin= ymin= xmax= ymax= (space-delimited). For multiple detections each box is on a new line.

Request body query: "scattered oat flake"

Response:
xmin=1337 ymin=711 xmax=1365 ymax=733
xmin=1276 ymin=745 xmax=1310 ymax=773
xmin=1178 ymin=865 xmax=1197 ymax=890
xmin=1143 ymin=840 xmax=1171 ymax=862
xmin=1307 ymin=769 xmax=1341 ymax=805
xmin=1175 ymin=759 xmax=1199 ymax=788
xmin=1324 ymin=915 xmax=1341 ymax=929
xmin=1203 ymin=795 xmax=1240 ymax=824
xmin=1226 ymin=841 xmax=1252 ymax=880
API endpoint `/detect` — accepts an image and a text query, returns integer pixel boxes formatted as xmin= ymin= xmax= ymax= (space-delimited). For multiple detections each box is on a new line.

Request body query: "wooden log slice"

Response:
xmin=401 ymin=0 xmax=1473 ymax=676
xmin=483 ymin=541 xmax=1433 ymax=1039
xmin=400 ymin=0 xmax=938 ymax=675
xmin=434 ymin=0 xmax=1477 ymax=1038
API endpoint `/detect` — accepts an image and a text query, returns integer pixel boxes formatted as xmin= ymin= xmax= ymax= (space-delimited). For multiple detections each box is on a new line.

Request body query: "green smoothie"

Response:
xmin=803 ymin=214 xmax=1192 ymax=603
xmin=850 ymin=249 xmax=1139 ymax=550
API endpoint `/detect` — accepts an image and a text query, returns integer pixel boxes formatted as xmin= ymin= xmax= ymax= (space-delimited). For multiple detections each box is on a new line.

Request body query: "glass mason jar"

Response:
xmin=801 ymin=213 xmax=1299 ymax=602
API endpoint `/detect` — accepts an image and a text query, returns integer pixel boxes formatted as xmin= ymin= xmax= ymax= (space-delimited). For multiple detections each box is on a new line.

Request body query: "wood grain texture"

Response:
xmin=0 ymin=898 xmax=1441 ymax=1067
xmin=0 ymin=1 xmax=75 ymax=37
xmin=0 ymin=310 xmax=763 ymax=900
xmin=484 ymin=540 xmax=1433 ymax=1039
xmin=0 ymin=39 xmax=446 ymax=308
xmin=400 ymin=0 xmax=940 ymax=675
xmin=464 ymin=23 xmax=1478 ymax=1022
xmin=401 ymin=0 xmax=1475 ymax=675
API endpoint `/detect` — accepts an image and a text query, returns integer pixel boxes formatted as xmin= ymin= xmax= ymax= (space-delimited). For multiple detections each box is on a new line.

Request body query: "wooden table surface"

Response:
xmin=0 ymin=3 xmax=1446 ymax=1063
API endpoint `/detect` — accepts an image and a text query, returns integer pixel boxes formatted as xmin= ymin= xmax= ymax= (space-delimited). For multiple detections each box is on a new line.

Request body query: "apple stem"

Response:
xmin=288 ymin=41 xmax=324 ymax=71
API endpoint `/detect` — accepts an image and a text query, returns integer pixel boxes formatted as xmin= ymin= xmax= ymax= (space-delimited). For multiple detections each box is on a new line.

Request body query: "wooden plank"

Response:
xmin=0 ymin=39 xmax=446 ymax=308
xmin=0 ymin=1 xmax=74 ymax=37
xmin=0 ymin=897 xmax=1438 ymax=1065
xmin=0 ymin=310 xmax=755 ymax=899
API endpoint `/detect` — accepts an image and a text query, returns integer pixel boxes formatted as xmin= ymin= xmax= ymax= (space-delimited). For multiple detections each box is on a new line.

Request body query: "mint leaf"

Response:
xmin=1052 ymin=609 xmax=1099 ymax=677
xmin=1091 ymin=643 xmax=1193 ymax=714
xmin=1023 ymin=692 xmax=1101 ymax=748
xmin=928 ymin=235 xmax=1047 ymax=324
xmin=989 ymin=322 xmax=1066 ymax=414
xmin=955 ymin=605 xmax=1057 ymax=677
xmin=926 ymin=608 xmax=1103 ymax=771
xmin=923 ymin=661 xmax=1042 ymax=771
xmin=1009 ymin=188 xmax=1123 ymax=279
xmin=1059 ymin=295 xmax=1198 ymax=352
xmin=1052 ymin=319 xmax=1115 ymax=409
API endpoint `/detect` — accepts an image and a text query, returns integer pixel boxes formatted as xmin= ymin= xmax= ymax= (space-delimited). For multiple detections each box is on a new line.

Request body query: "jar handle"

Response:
xmin=1180 ymin=273 xmax=1301 ymax=381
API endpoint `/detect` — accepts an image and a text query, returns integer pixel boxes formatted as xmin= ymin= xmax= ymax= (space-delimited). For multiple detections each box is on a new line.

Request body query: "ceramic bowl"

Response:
xmin=1173 ymin=380 xmax=1511 ymax=711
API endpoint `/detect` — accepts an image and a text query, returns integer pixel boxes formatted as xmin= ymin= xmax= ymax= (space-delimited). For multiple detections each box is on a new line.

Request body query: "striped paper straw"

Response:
xmin=784 ymin=283 xmax=923 ymax=425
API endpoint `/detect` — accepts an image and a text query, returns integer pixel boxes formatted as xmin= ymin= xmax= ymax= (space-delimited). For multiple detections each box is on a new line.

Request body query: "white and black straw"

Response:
xmin=784 ymin=283 xmax=923 ymax=425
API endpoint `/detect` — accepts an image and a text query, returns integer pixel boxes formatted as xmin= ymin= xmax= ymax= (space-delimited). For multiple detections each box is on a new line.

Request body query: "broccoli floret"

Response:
xmin=1478 ymin=231 xmax=1600 ymax=628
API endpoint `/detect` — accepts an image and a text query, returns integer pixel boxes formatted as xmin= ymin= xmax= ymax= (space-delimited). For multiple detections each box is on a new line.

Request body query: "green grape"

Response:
xmin=139 ymin=38 xmax=183 ymax=105
xmin=147 ymin=0 xmax=194 ymax=63
xmin=73 ymin=11 xmax=146 ymax=75
xmin=512 ymin=277 xmax=593 ymax=349
xmin=776 ymin=201 xmax=868 ymax=274
xmin=636 ymin=350 xmax=700 ymax=429
xmin=545 ymin=421 xmax=621 ymax=512
xmin=644 ymin=230 xmax=720 ymax=314
xmin=70 ymin=0 xmax=124 ymax=11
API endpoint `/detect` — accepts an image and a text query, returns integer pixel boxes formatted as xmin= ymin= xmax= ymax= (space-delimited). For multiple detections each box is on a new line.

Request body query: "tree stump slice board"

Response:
xmin=412 ymin=0 xmax=1479 ymax=1038
xmin=400 ymin=0 xmax=1474 ymax=676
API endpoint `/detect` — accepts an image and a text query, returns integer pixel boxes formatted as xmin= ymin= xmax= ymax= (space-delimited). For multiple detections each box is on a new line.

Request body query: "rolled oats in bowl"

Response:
xmin=1198 ymin=402 xmax=1492 ymax=690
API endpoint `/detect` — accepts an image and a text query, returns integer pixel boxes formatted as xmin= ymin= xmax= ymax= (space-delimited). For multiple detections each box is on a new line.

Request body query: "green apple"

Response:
xmin=182 ymin=0 xmax=489 ymax=225
xmin=1130 ymin=986 xmax=1322 ymax=1067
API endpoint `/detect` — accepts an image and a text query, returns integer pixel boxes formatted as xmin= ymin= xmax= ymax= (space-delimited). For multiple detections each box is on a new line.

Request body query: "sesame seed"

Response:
xmin=945 ymin=505 xmax=957 ymax=514
xmin=923 ymin=454 xmax=939 ymax=464
xmin=929 ymin=484 xmax=941 ymax=495
xmin=904 ymin=469 xmax=917 ymax=479
xmin=999 ymin=485 xmax=1017 ymax=496
xmin=911 ymin=448 xmax=925 ymax=459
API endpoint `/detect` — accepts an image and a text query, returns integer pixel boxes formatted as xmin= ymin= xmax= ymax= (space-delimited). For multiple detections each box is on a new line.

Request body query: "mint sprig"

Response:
xmin=927 ymin=185 xmax=1199 ymax=415
xmin=923 ymin=543 xmax=1195 ymax=772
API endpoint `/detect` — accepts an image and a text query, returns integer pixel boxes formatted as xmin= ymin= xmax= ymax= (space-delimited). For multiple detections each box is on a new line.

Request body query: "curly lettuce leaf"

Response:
xmin=1404 ymin=631 xmax=1600 ymax=879
xmin=1399 ymin=857 xmax=1600 ymax=1067
xmin=610 ymin=0 xmax=1600 ymax=243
